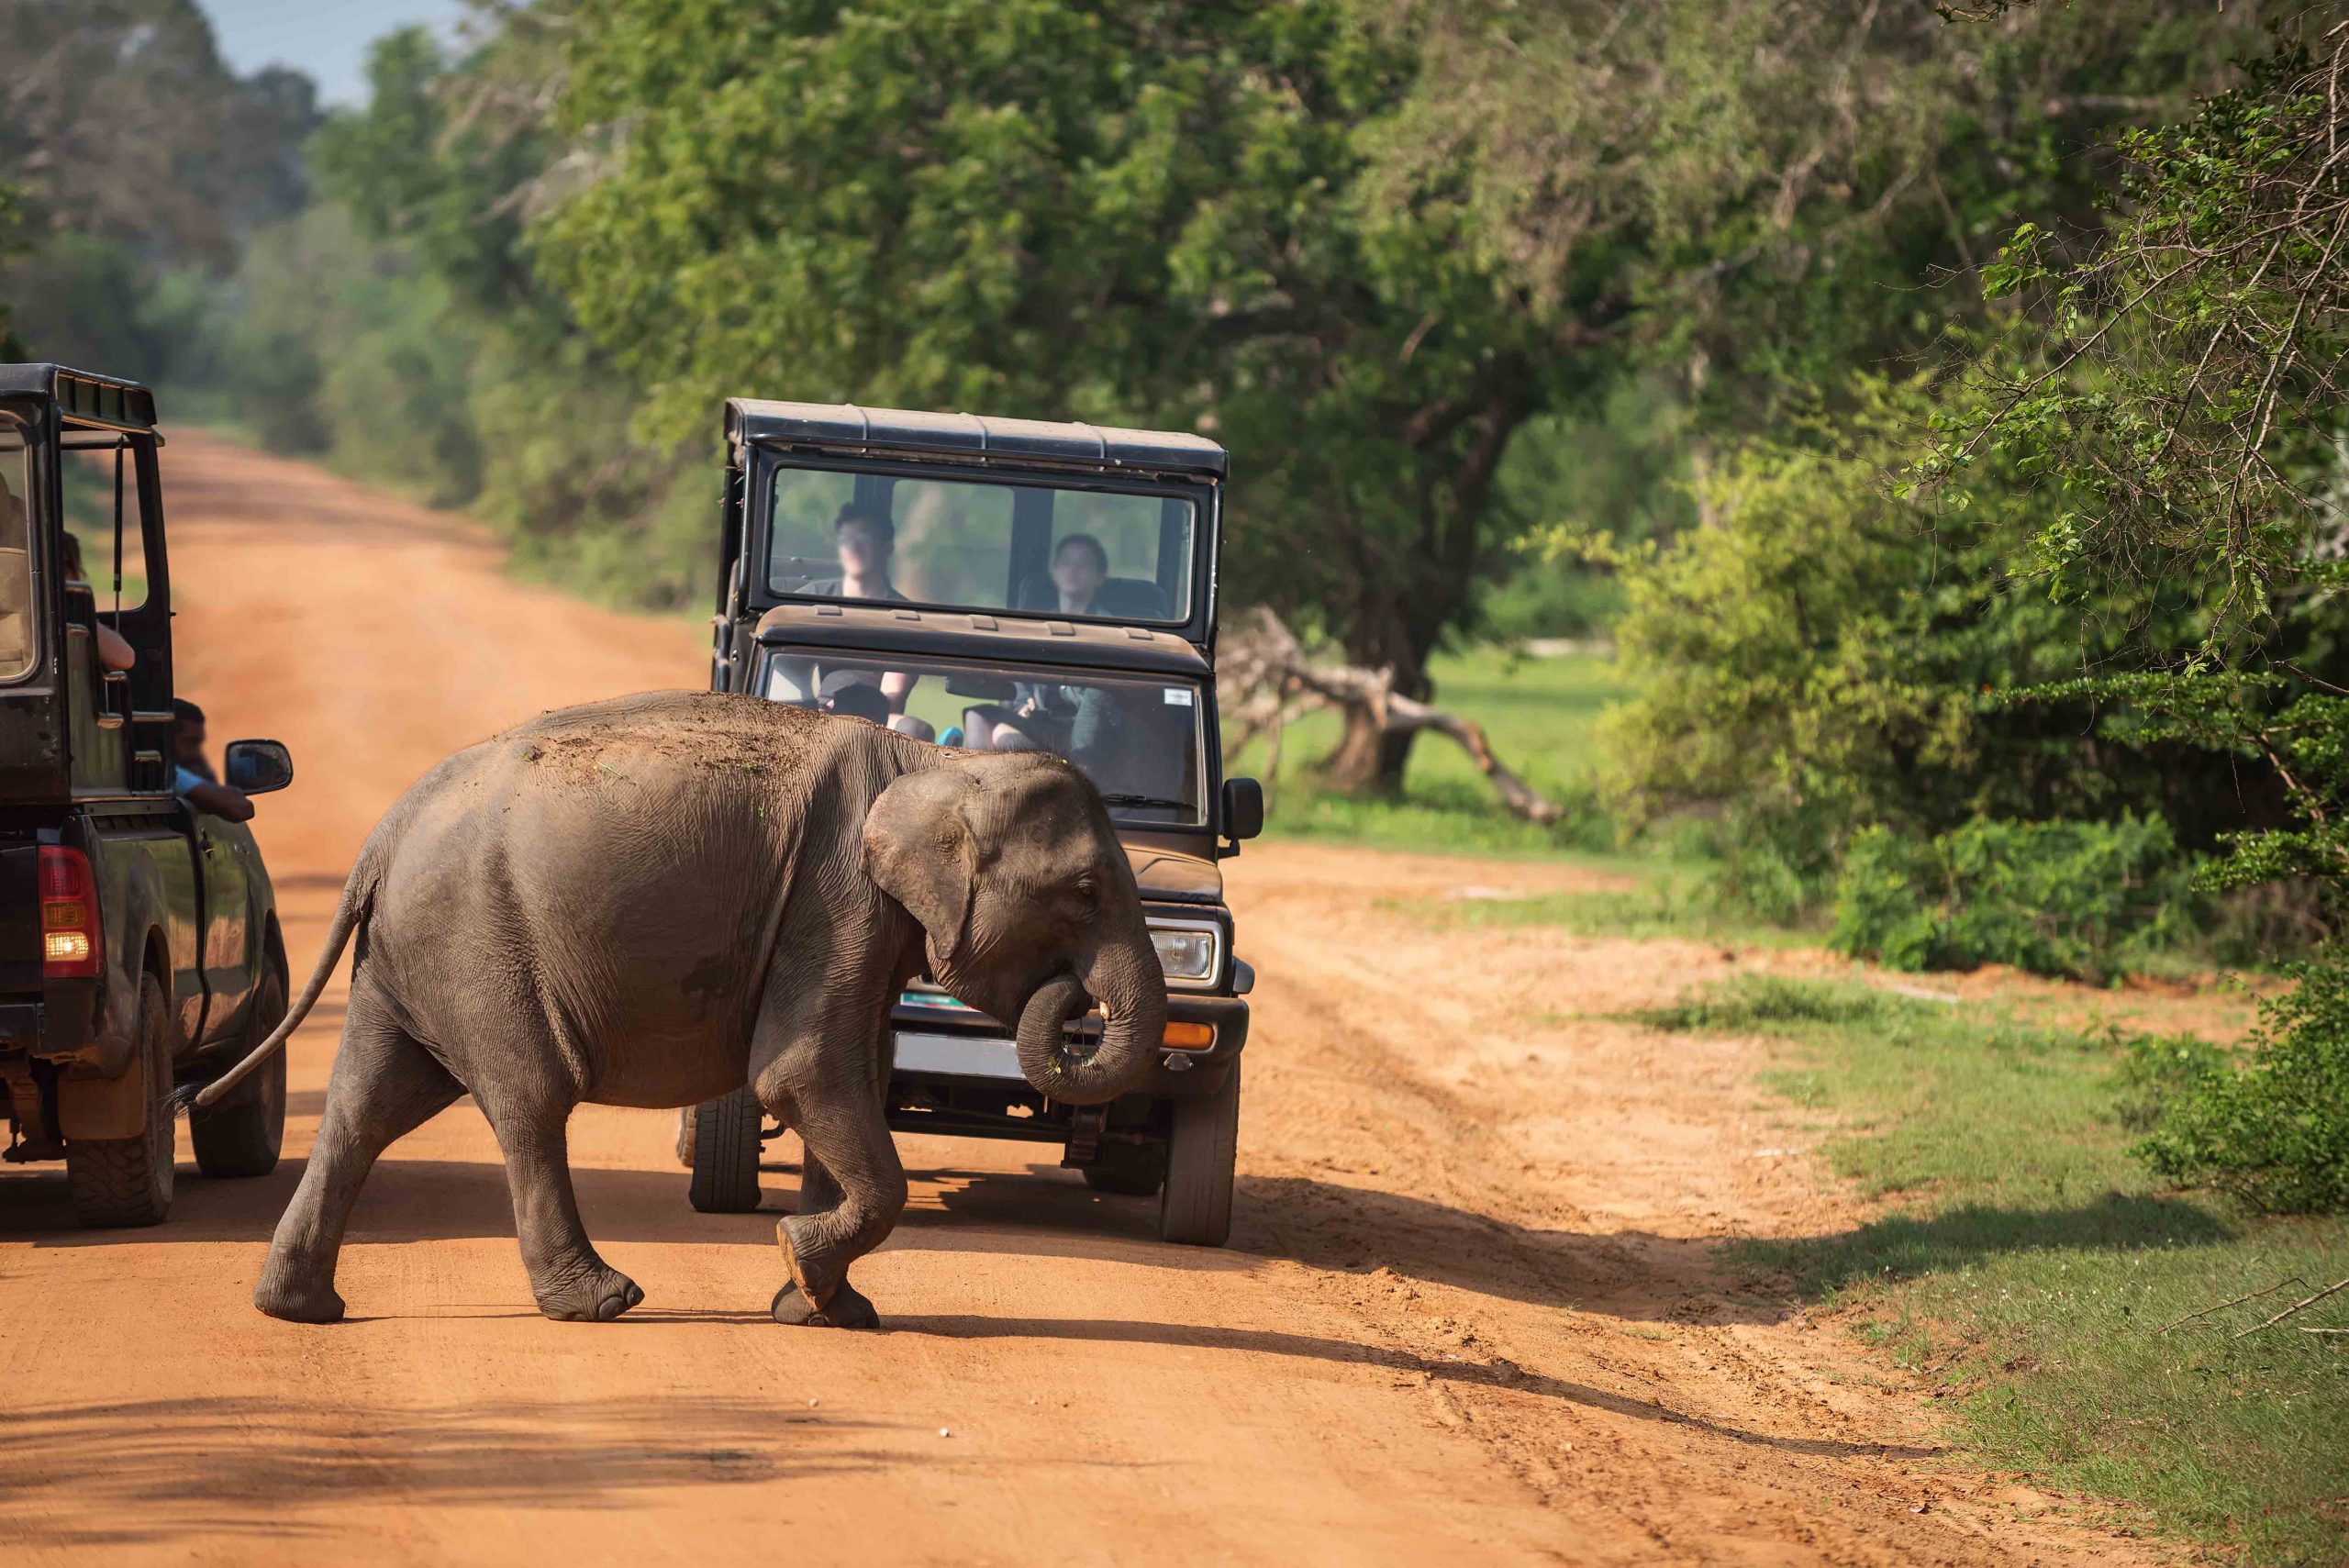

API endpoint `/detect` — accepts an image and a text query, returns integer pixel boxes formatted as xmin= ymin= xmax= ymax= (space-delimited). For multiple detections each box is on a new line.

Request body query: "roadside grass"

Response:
xmin=1624 ymin=975 xmax=2349 ymax=1565
xmin=1230 ymin=646 xmax=1624 ymax=859
xmin=1389 ymin=863 xmax=1819 ymax=948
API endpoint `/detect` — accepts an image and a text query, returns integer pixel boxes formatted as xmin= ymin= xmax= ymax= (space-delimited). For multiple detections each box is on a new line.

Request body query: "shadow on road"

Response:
xmin=892 ymin=1314 xmax=1939 ymax=1461
xmin=1225 ymin=1173 xmax=2237 ymax=1328
xmin=0 ymin=1395 xmax=888 ymax=1547
xmin=1 ymin=1152 xmax=2228 ymax=1332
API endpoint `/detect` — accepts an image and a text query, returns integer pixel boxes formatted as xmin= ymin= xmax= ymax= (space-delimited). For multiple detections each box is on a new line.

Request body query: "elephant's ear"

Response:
xmin=863 ymin=767 xmax=977 ymax=964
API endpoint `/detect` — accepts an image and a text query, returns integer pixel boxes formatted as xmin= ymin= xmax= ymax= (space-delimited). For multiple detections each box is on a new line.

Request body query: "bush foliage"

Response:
xmin=1831 ymin=817 xmax=2197 ymax=983
xmin=2126 ymin=957 xmax=2349 ymax=1215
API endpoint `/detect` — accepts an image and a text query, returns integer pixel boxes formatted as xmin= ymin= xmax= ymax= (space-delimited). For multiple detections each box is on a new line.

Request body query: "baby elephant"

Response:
xmin=198 ymin=692 xmax=1167 ymax=1328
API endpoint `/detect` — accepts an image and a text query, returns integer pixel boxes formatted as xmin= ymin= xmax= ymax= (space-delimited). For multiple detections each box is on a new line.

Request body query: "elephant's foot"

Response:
xmin=772 ymin=1278 xmax=879 ymax=1329
xmin=254 ymin=1267 xmax=346 ymax=1325
xmin=533 ymin=1262 xmax=645 ymax=1323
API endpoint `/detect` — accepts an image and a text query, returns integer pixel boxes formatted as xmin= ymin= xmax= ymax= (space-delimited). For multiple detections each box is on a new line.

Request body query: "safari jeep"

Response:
xmin=0 ymin=365 xmax=296 ymax=1226
xmin=685 ymin=399 xmax=1263 ymax=1246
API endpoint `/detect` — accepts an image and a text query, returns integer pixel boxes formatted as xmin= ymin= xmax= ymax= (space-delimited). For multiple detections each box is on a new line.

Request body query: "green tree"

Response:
xmin=530 ymin=0 xmax=2264 ymax=787
xmin=535 ymin=0 xmax=1544 ymax=783
xmin=0 ymin=180 xmax=24 ymax=358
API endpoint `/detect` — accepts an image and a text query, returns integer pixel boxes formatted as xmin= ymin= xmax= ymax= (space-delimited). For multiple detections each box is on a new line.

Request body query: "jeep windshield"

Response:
xmin=760 ymin=647 xmax=1206 ymax=827
xmin=765 ymin=462 xmax=1195 ymax=626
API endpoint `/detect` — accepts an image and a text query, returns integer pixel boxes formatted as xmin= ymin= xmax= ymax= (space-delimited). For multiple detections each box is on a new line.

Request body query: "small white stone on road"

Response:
xmin=939 ymin=1427 xmax=952 ymax=1438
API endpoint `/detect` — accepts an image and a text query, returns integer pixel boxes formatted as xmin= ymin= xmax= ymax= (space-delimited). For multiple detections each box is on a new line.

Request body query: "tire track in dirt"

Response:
xmin=0 ymin=432 xmax=2171 ymax=1564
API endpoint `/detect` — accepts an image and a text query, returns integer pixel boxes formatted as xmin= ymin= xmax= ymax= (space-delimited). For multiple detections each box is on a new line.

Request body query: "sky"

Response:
xmin=197 ymin=0 xmax=469 ymax=105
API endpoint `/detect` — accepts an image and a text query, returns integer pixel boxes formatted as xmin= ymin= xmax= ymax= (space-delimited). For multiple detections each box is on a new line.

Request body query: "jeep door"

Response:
xmin=187 ymin=808 xmax=259 ymax=1048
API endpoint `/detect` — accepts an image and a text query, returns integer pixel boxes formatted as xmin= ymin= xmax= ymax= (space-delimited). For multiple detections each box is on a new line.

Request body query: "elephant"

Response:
xmin=193 ymin=691 xmax=1168 ymax=1329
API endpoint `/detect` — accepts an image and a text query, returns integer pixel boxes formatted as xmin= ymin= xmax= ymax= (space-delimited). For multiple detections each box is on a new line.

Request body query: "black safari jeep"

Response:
xmin=685 ymin=399 xmax=1264 ymax=1246
xmin=0 ymin=364 xmax=296 ymax=1226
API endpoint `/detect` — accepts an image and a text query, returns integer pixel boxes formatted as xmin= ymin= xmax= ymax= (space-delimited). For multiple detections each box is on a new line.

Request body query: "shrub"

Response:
xmin=2127 ymin=951 xmax=2349 ymax=1214
xmin=1831 ymin=815 xmax=2197 ymax=982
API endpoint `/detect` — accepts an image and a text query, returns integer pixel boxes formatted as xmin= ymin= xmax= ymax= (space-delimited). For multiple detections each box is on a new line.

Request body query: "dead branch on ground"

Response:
xmin=1217 ymin=608 xmax=1565 ymax=826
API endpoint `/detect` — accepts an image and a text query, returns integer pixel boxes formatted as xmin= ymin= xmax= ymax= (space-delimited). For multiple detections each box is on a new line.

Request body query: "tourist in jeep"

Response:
xmin=60 ymin=532 xmax=137 ymax=671
xmin=801 ymin=502 xmax=915 ymax=716
xmin=172 ymin=698 xmax=257 ymax=822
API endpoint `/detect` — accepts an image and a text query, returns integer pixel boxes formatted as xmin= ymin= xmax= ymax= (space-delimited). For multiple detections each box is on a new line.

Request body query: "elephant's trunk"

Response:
xmin=1015 ymin=937 xmax=1166 ymax=1106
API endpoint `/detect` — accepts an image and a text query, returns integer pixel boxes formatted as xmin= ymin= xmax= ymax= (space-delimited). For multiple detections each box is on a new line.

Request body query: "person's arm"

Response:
xmin=95 ymin=622 xmax=135 ymax=672
xmin=175 ymin=765 xmax=254 ymax=823
xmin=185 ymin=779 xmax=254 ymax=823
xmin=881 ymin=669 xmax=915 ymax=715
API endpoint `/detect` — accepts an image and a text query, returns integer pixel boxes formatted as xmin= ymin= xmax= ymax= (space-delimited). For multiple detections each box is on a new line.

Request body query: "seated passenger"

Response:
xmin=817 ymin=673 xmax=893 ymax=727
xmin=59 ymin=534 xmax=136 ymax=671
xmin=1014 ymin=532 xmax=1171 ymax=622
xmin=171 ymin=699 xmax=255 ymax=823
xmin=802 ymin=503 xmax=907 ymax=604
xmin=799 ymin=503 xmax=914 ymax=713
xmin=1044 ymin=532 xmax=1109 ymax=615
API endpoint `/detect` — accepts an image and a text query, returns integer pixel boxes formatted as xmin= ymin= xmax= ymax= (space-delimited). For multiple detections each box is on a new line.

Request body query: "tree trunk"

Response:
xmin=1316 ymin=617 xmax=1428 ymax=794
xmin=1318 ymin=704 xmax=1418 ymax=794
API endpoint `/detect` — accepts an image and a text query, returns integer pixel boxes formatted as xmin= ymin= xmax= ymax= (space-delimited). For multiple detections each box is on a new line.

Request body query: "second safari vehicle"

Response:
xmin=685 ymin=400 xmax=1262 ymax=1246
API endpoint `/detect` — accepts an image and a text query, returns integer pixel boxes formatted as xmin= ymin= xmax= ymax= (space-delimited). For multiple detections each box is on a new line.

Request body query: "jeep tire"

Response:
xmin=1157 ymin=1063 xmax=1239 ymax=1247
xmin=686 ymin=1086 xmax=764 ymax=1213
xmin=68 ymin=972 xmax=176 ymax=1228
xmin=192 ymin=963 xmax=288 ymax=1179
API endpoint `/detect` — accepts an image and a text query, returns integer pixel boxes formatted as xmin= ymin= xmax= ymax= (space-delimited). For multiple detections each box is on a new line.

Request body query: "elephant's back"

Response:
xmin=494 ymin=689 xmax=846 ymax=788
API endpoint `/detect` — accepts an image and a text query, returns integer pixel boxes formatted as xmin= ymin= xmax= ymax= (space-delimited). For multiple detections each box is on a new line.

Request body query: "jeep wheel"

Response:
xmin=1082 ymin=1139 xmax=1166 ymax=1197
xmin=686 ymin=1087 xmax=763 ymax=1213
xmin=1157 ymin=1064 xmax=1239 ymax=1247
xmin=67 ymin=972 xmax=176 ymax=1228
xmin=192 ymin=965 xmax=287 ymax=1179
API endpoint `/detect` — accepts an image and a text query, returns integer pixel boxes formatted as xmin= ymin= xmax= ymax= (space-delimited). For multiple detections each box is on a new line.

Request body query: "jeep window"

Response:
xmin=763 ymin=649 xmax=1206 ymax=827
xmin=766 ymin=464 xmax=1193 ymax=625
xmin=58 ymin=432 xmax=150 ymax=612
xmin=0 ymin=417 xmax=32 ymax=683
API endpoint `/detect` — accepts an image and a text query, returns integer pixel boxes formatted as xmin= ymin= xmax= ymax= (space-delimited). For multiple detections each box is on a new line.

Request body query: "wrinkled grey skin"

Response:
xmin=248 ymin=691 xmax=1166 ymax=1328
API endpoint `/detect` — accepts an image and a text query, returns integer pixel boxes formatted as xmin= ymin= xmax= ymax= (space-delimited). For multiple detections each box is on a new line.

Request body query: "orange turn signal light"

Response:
xmin=1161 ymin=1022 xmax=1213 ymax=1051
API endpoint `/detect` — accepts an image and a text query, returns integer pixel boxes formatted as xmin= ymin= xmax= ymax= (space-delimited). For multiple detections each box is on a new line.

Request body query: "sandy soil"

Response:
xmin=0 ymin=433 xmax=2205 ymax=1564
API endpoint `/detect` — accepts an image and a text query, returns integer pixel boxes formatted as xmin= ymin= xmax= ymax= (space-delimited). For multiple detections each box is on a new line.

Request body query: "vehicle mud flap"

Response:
xmin=65 ymin=973 xmax=175 ymax=1228
xmin=687 ymin=1086 xmax=764 ymax=1213
xmin=1157 ymin=1062 xmax=1238 ymax=1246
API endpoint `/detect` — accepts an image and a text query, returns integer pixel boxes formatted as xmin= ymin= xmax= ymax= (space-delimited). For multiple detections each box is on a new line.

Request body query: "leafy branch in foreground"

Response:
xmin=1917 ymin=24 xmax=2349 ymax=642
xmin=2022 ymin=671 xmax=2349 ymax=892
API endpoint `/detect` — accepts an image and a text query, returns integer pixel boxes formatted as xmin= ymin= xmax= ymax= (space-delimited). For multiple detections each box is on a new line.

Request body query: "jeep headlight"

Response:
xmin=1150 ymin=925 xmax=1219 ymax=982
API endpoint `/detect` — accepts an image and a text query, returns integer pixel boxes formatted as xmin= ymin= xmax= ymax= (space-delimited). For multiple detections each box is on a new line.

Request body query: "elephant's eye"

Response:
xmin=1074 ymin=874 xmax=1098 ymax=900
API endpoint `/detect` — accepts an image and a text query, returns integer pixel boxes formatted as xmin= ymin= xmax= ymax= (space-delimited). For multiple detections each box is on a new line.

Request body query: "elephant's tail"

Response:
xmin=183 ymin=845 xmax=382 ymax=1111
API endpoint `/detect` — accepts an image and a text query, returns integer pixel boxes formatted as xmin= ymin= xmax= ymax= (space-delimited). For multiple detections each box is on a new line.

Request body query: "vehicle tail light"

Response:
xmin=39 ymin=846 xmax=103 ymax=979
xmin=1161 ymin=1021 xmax=1213 ymax=1051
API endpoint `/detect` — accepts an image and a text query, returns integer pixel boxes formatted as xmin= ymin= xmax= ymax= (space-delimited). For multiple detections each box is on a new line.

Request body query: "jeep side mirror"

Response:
xmin=1221 ymin=776 xmax=1264 ymax=840
xmin=225 ymin=740 xmax=295 ymax=795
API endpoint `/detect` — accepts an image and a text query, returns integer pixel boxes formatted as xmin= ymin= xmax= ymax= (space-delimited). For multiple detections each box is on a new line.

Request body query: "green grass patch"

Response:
xmin=1231 ymin=645 xmax=1624 ymax=859
xmin=1391 ymin=865 xmax=1816 ymax=947
xmin=1627 ymin=975 xmax=2349 ymax=1565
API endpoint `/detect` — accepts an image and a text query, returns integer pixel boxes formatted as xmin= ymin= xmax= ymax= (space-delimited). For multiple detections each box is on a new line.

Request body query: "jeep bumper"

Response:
xmin=890 ymin=993 xmax=1248 ymax=1102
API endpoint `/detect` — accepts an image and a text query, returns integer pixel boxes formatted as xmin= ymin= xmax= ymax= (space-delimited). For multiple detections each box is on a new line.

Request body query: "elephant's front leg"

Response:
xmin=753 ymin=998 xmax=903 ymax=1329
xmin=481 ymin=1097 xmax=645 ymax=1322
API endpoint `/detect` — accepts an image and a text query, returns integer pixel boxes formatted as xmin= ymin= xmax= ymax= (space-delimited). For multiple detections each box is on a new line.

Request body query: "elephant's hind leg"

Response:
xmin=256 ymin=989 xmax=462 ymax=1324
xmin=476 ymin=1095 xmax=644 ymax=1322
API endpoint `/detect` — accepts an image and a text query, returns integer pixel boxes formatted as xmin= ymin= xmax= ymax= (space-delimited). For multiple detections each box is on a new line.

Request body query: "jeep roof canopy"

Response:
xmin=725 ymin=400 xmax=1228 ymax=477
xmin=0 ymin=363 xmax=162 ymax=435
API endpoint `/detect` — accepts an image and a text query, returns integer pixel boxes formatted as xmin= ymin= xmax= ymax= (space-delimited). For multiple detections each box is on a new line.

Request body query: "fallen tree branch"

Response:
xmin=2158 ymin=1275 xmax=2306 ymax=1335
xmin=1217 ymin=608 xmax=1565 ymax=825
xmin=2232 ymin=1276 xmax=2349 ymax=1339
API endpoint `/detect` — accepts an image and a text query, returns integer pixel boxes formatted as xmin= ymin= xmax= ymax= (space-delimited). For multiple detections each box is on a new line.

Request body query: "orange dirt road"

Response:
xmin=0 ymin=433 xmax=2156 ymax=1565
